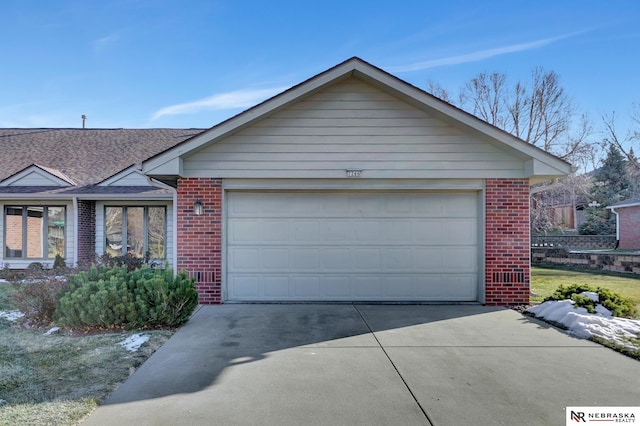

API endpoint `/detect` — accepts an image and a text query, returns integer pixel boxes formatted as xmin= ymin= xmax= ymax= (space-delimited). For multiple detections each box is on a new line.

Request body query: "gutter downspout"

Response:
xmin=146 ymin=176 xmax=178 ymax=275
xmin=608 ymin=206 xmax=620 ymax=246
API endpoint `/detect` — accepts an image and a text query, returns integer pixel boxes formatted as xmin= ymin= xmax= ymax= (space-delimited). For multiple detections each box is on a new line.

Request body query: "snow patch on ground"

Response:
xmin=120 ymin=334 xmax=150 ymax=352
xmin=0 ymin=310 xmax=25 ymax=322
xmin=527 ymin=296 xmax=640 ymax=350
xmin=43 ymin=327 xmax=61 ymax=336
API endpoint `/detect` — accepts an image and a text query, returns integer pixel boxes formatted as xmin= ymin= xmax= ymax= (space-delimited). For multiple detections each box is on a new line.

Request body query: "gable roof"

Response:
xmin=1 ymin=164 xmax=76 ymax=187
xmin=0 ymin=128 xmax=203 ymax=187
xmin=142 ymin=57 xmax=572 ymax=182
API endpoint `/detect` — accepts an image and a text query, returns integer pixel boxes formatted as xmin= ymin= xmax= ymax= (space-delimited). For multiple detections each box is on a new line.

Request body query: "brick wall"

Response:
xmin=77 ymin=200 xmax=96 ymax=265
xmin=176 ymin=178 xmax=222 ymax=304
xmin=485 ymin=179 xmax=530 ymax=305
xmin=617 ymin=206 xmax=640 ymax=249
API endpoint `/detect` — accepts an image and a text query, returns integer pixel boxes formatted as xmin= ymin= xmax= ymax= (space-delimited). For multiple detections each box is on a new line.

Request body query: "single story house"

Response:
xmin=0 ymin=128 xmax=203 ymax=269
xmin=1 ymin=57 xmax=571 ymax=305
xmin=608 ymin=196 xmax=640 ymax=249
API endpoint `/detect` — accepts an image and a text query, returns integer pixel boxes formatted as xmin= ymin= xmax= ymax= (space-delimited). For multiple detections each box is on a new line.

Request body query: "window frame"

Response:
xmin=103 ymin=205 xmax=167 ymax=260
xmin=3 ymin=205 xmax=66 ymax=260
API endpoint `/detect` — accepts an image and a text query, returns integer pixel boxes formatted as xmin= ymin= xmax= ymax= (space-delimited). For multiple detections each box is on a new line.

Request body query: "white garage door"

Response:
xmin=226 ymin=191 xmax=479 ymax=301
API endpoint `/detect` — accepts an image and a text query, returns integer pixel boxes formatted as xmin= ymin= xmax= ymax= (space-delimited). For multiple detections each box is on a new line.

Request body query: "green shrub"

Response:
xmin=545 ymin=284 xmax=638 ymax=318
xmin=55 ymin=265 xmax=197 ymax=329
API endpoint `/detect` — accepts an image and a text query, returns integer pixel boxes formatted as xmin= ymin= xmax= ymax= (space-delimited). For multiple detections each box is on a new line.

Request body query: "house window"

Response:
xmin=4 ymin=206 xmax=66 ymax=259
xmin=105 ymin=206 xmax=166 ymax=259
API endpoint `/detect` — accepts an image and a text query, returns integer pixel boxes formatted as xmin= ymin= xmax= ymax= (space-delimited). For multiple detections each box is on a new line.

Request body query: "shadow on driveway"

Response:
xmin=83 ymin=304 xmax=640 ymax=426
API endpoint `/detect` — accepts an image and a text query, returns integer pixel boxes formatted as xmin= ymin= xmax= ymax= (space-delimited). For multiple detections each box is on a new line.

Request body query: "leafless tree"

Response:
xmin=441 ymin=67 xmax=596 ymax=168
xmin=601 ymin=107 xmax=640 ymax=172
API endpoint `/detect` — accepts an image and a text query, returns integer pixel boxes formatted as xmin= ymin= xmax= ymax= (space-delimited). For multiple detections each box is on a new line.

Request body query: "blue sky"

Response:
xmin=1 ymin=0 xmax=639 ymax=142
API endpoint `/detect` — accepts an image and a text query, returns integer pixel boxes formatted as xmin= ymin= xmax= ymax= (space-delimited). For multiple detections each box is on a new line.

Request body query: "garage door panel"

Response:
xmin=383 ymin=221 xmax=412 ymax=241
xmin=262 ymin=248 xmax=289 ymax=269
xmin=229 ymin=220 xmax=259 ymax=242
xmin=384 ymin=248 xmax=413 ymax=269
xmin=443 ymin=220 xmax=478 ymax=244
xmin=263 ymin=276 xmax=290 ymax=297
xmin=354 ymin=221 xmax=381 ymax=241
xmin=293 ymin=249 xmax=320 ymax=269
xmin=294 ymin=220 xmax=321 ymax=241
xmin=324 ymin=248 xmax=351 ymax=269
xmin=262 ymin=220 xmax=289 ymax=241
xmin=226 ymin=191 xmax=479 ymax=301
xmin=293 ymin=276 xmax=321 ymax=297
xmin=229 ymin=276 xmax=259 ymax=298
xmin=325 ymin=277 xmax=351 ymax=297
xmin=354 ymin=276 xmax=382 ymax=297
xmin=412 ymin=248 xmax=444 ymax=270
xmin=413 ymin=220 xmax=445 ymax=242
xmin=384 ymin=276 xmax=413 ymax=297
xmin=323 ymin=220 xmax=353 ymax=242
xmin=229 ymin=248 xmax=259 ymax=270
xmin=442 ymin=247 xmax=477 ymax=271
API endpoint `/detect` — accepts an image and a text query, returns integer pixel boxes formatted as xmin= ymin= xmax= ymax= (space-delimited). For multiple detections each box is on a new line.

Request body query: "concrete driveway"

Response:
xmin=83 ymin=304 xmax=640 ymax=425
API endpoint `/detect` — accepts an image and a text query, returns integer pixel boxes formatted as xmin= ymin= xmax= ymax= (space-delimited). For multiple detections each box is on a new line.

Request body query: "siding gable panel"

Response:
xmin=183 ymin=77 xmax=526 ymax=179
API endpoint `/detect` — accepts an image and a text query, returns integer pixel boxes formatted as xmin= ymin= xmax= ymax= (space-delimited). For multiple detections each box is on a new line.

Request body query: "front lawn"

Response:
xmin=531 ymin=265 xmax=640 ymax=317
xmin=0 ymin=283 xmax=172 ymax=426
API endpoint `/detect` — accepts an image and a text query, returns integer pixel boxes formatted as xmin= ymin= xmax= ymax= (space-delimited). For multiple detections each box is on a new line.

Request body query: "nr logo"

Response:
xmin=571 ymin=411 xmax=586 ymax=422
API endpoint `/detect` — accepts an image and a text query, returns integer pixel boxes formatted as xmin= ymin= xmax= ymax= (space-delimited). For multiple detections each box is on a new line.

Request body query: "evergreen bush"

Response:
xmin=55 ymin=265 xmax=197 ymax=329
xmin=544 ymin=284 xmax=638 ymax=318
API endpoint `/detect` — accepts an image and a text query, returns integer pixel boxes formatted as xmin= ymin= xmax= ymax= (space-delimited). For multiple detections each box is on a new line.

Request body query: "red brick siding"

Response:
xmin=77 ymin=201 xmax=96 ymax=265
xmin=617 ymin=206 xmax=640 ymax=249
xmin=176 ymin=178 xmax=222 ymax=304
xmin=485 ymin=179 xmax=530 ymax=305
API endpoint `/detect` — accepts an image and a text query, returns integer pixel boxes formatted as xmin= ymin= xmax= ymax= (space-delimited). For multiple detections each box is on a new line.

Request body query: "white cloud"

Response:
xmin=389 ymin=31 xmax=586 ymax=73
xmin=151 ymin=86 xmax=289 ymax=120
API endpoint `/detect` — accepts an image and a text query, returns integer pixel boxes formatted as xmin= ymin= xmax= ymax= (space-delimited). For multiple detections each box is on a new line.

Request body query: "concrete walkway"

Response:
xmin=83 ymin=304 xmax=640 ymax=425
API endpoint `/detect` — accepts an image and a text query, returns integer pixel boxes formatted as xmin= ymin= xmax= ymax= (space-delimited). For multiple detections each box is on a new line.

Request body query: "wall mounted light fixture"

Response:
xmin=193 ymin=199 xmax=204 ymax=216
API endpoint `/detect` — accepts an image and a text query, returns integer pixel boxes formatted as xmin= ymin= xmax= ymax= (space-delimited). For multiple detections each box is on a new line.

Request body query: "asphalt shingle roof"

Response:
xmin=0 ymin=128 xmax=204 ymax=186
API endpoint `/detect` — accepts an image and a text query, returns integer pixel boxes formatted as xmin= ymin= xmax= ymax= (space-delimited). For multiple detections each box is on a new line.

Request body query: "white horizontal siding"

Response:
xmin=183 ymin=77 xmax=525 ymax=179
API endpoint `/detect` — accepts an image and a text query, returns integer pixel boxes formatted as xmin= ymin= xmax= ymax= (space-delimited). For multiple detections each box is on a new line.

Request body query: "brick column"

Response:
xmin=176 ymin=178 xmax=222 ymax=304
xmin=485 ymin=179 xmax=530 ymax=305
xmin=77 ymin=200 xmax=96 ymax=266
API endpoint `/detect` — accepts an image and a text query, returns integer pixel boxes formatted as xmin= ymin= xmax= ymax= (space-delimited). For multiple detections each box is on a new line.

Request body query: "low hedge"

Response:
xmin=55 ymin=265 xmax=197 ymax=329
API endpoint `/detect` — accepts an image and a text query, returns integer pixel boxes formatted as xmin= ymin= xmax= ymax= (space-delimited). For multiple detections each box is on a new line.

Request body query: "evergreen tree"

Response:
xmin=579 ymin=145 xmax=632 ymax=234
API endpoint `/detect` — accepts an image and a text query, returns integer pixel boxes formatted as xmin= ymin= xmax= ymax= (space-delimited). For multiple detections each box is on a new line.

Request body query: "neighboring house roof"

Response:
xmin=0 ymin=128 xmax=203 ymax=186
xmin=143 ymin=57 xmax=572 ymax=183
xmin=0 ymin=128 xmax=203 ymax=198
xmin=608 ymin=195 xmax=640 ymax=209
